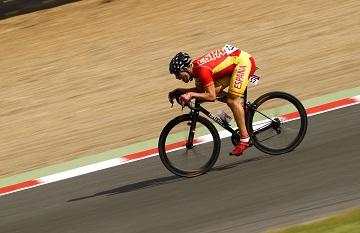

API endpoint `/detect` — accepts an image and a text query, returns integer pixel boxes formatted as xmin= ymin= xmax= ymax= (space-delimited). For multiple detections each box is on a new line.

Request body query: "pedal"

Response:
xmin=248 ymin=139 xmax=253 ymax=147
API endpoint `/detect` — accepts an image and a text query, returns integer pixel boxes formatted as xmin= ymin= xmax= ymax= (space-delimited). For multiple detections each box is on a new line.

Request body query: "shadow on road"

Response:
xmin=68 ymin=175 xmax=185 ymax=202
xmin=212 ymin=153 xmax=279 ymax=172
xmin=68 ymin=153 xmax=284 ymax=202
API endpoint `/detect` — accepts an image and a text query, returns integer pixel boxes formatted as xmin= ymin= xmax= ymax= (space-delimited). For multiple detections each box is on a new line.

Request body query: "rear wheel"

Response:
xmin=158 ymin=114 xmax=221 ymax=177
xmin=246 ymin=92 xmax=308 ymax=155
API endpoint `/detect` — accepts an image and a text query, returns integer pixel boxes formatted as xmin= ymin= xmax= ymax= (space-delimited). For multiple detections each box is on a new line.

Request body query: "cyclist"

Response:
xmin=168 ymin=44 xmax=257 ymax=156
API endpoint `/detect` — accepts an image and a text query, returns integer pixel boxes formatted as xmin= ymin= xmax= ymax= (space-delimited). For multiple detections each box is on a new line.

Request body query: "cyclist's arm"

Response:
xmin=189 ymin=84 xmax=217 ymax=102
xmin=178 ymin=87 xmax=199 ymax=93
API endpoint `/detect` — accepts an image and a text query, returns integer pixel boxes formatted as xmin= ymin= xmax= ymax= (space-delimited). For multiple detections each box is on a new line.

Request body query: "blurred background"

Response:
xmin=0 ymin=0 xmax=359 ymax=178
xmin=0 ymin=0 xmax=77 ymax=19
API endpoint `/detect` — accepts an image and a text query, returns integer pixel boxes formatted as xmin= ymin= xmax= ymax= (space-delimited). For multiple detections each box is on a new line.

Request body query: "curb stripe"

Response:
xmin=282 ymin=97 xmax=358 ymax=120
xmin=1 ymin=95 xmax=359 ymax=197
xmin=306 ymin=97 xmax=357 ymax=116
xmin=0 ymin=180 xmax=41 ymax=195
xmin=122 ymin=139 xmax=204 ymax=161
xmin=37 ymin=158 xmax=128 ymax=184
xmin=123 ymin=148 xmax=158 ymax=161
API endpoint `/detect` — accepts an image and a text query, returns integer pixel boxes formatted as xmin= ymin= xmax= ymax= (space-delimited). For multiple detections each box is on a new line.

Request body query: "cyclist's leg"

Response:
xmin=214 ymin=76 xmax=230 ymax=103
xmin=227 ymin=92 xmax=248 ymax=135
xmin=227 ymin=53 xmax=256 ymax=154
xmin=227 ymin=56 xmax=254 ymax=135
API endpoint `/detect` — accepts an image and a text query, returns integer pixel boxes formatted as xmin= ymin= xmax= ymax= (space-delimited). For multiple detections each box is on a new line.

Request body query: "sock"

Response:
xmin=240 ymin=134 xmax=250 ymax=143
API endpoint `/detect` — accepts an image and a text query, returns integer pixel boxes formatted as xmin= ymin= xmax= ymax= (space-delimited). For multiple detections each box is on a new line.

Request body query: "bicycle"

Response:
xmin=158 ymin=75 xmax=308 ymax=178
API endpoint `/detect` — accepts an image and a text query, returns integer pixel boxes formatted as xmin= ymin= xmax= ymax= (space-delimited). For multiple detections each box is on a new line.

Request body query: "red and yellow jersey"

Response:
xmin=192 ymin=45 xmax=243 ymax=88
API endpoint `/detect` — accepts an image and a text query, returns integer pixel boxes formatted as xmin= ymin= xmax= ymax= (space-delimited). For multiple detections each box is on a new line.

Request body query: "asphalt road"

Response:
xmin=0 ymin=105 xmax=359 ymax=233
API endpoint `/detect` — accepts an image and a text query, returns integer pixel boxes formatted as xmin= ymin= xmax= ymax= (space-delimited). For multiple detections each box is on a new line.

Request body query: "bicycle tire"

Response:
xmin=158 ymin=114 xmax=221 ymax=177
xmin=246 ymin=91 xmax=308 ymax=155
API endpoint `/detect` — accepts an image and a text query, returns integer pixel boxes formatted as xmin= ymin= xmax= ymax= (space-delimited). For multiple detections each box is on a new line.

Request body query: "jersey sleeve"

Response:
xmin=193 ymin=67 xmax=214 ymax=88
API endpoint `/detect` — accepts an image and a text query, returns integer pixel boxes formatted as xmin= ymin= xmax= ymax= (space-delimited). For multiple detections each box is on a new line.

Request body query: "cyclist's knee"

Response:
xmin=226 ymin=94 xmax=242 ymax=107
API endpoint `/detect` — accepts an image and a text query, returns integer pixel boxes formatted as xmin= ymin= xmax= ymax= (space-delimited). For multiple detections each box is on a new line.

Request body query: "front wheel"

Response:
xmin=158 ymin=114 xmax=221 ymax=177
xmin=246 ymin=91 xmax=308 ymax=155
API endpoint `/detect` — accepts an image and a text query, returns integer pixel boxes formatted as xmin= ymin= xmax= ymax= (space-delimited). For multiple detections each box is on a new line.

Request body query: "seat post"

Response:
xmin=243 ymin=88 xmax=248 ymax=112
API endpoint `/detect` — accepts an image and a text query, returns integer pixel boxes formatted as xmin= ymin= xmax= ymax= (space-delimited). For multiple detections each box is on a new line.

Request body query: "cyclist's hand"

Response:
xmin=168 ymin=88 xmax=180 ymax=106
xmin=179 ymin=92 xmax=192 ymax=107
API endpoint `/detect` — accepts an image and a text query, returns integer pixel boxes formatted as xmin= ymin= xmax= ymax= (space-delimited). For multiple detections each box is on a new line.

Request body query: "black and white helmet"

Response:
xmin=169 ymin=52 xmax=192 ymax=75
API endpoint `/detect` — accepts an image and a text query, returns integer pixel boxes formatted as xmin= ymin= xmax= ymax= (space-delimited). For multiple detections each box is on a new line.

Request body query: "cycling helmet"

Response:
xmin=169 ymin=52 xmax=192 ymax=75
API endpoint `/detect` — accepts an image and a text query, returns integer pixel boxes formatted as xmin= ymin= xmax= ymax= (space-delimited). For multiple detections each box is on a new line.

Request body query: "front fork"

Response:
xmin=186 ymin=110 xmax=199 ymax=149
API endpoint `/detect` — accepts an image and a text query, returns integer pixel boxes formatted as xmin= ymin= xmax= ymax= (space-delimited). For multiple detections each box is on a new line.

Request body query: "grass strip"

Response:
xmin=267 ymin=208 xmax=360 ymax=233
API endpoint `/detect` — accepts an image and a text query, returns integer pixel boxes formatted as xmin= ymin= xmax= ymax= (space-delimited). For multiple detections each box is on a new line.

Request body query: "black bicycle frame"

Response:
xmin=186 ymin=88 xmax=280 ymax=147
xmin=186 ymin=102 xmax=238 ymax=148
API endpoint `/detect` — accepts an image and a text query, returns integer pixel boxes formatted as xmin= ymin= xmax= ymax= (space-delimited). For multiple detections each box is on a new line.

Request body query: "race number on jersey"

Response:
xmin=224 ymin=44 xmax=238 ymax=54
